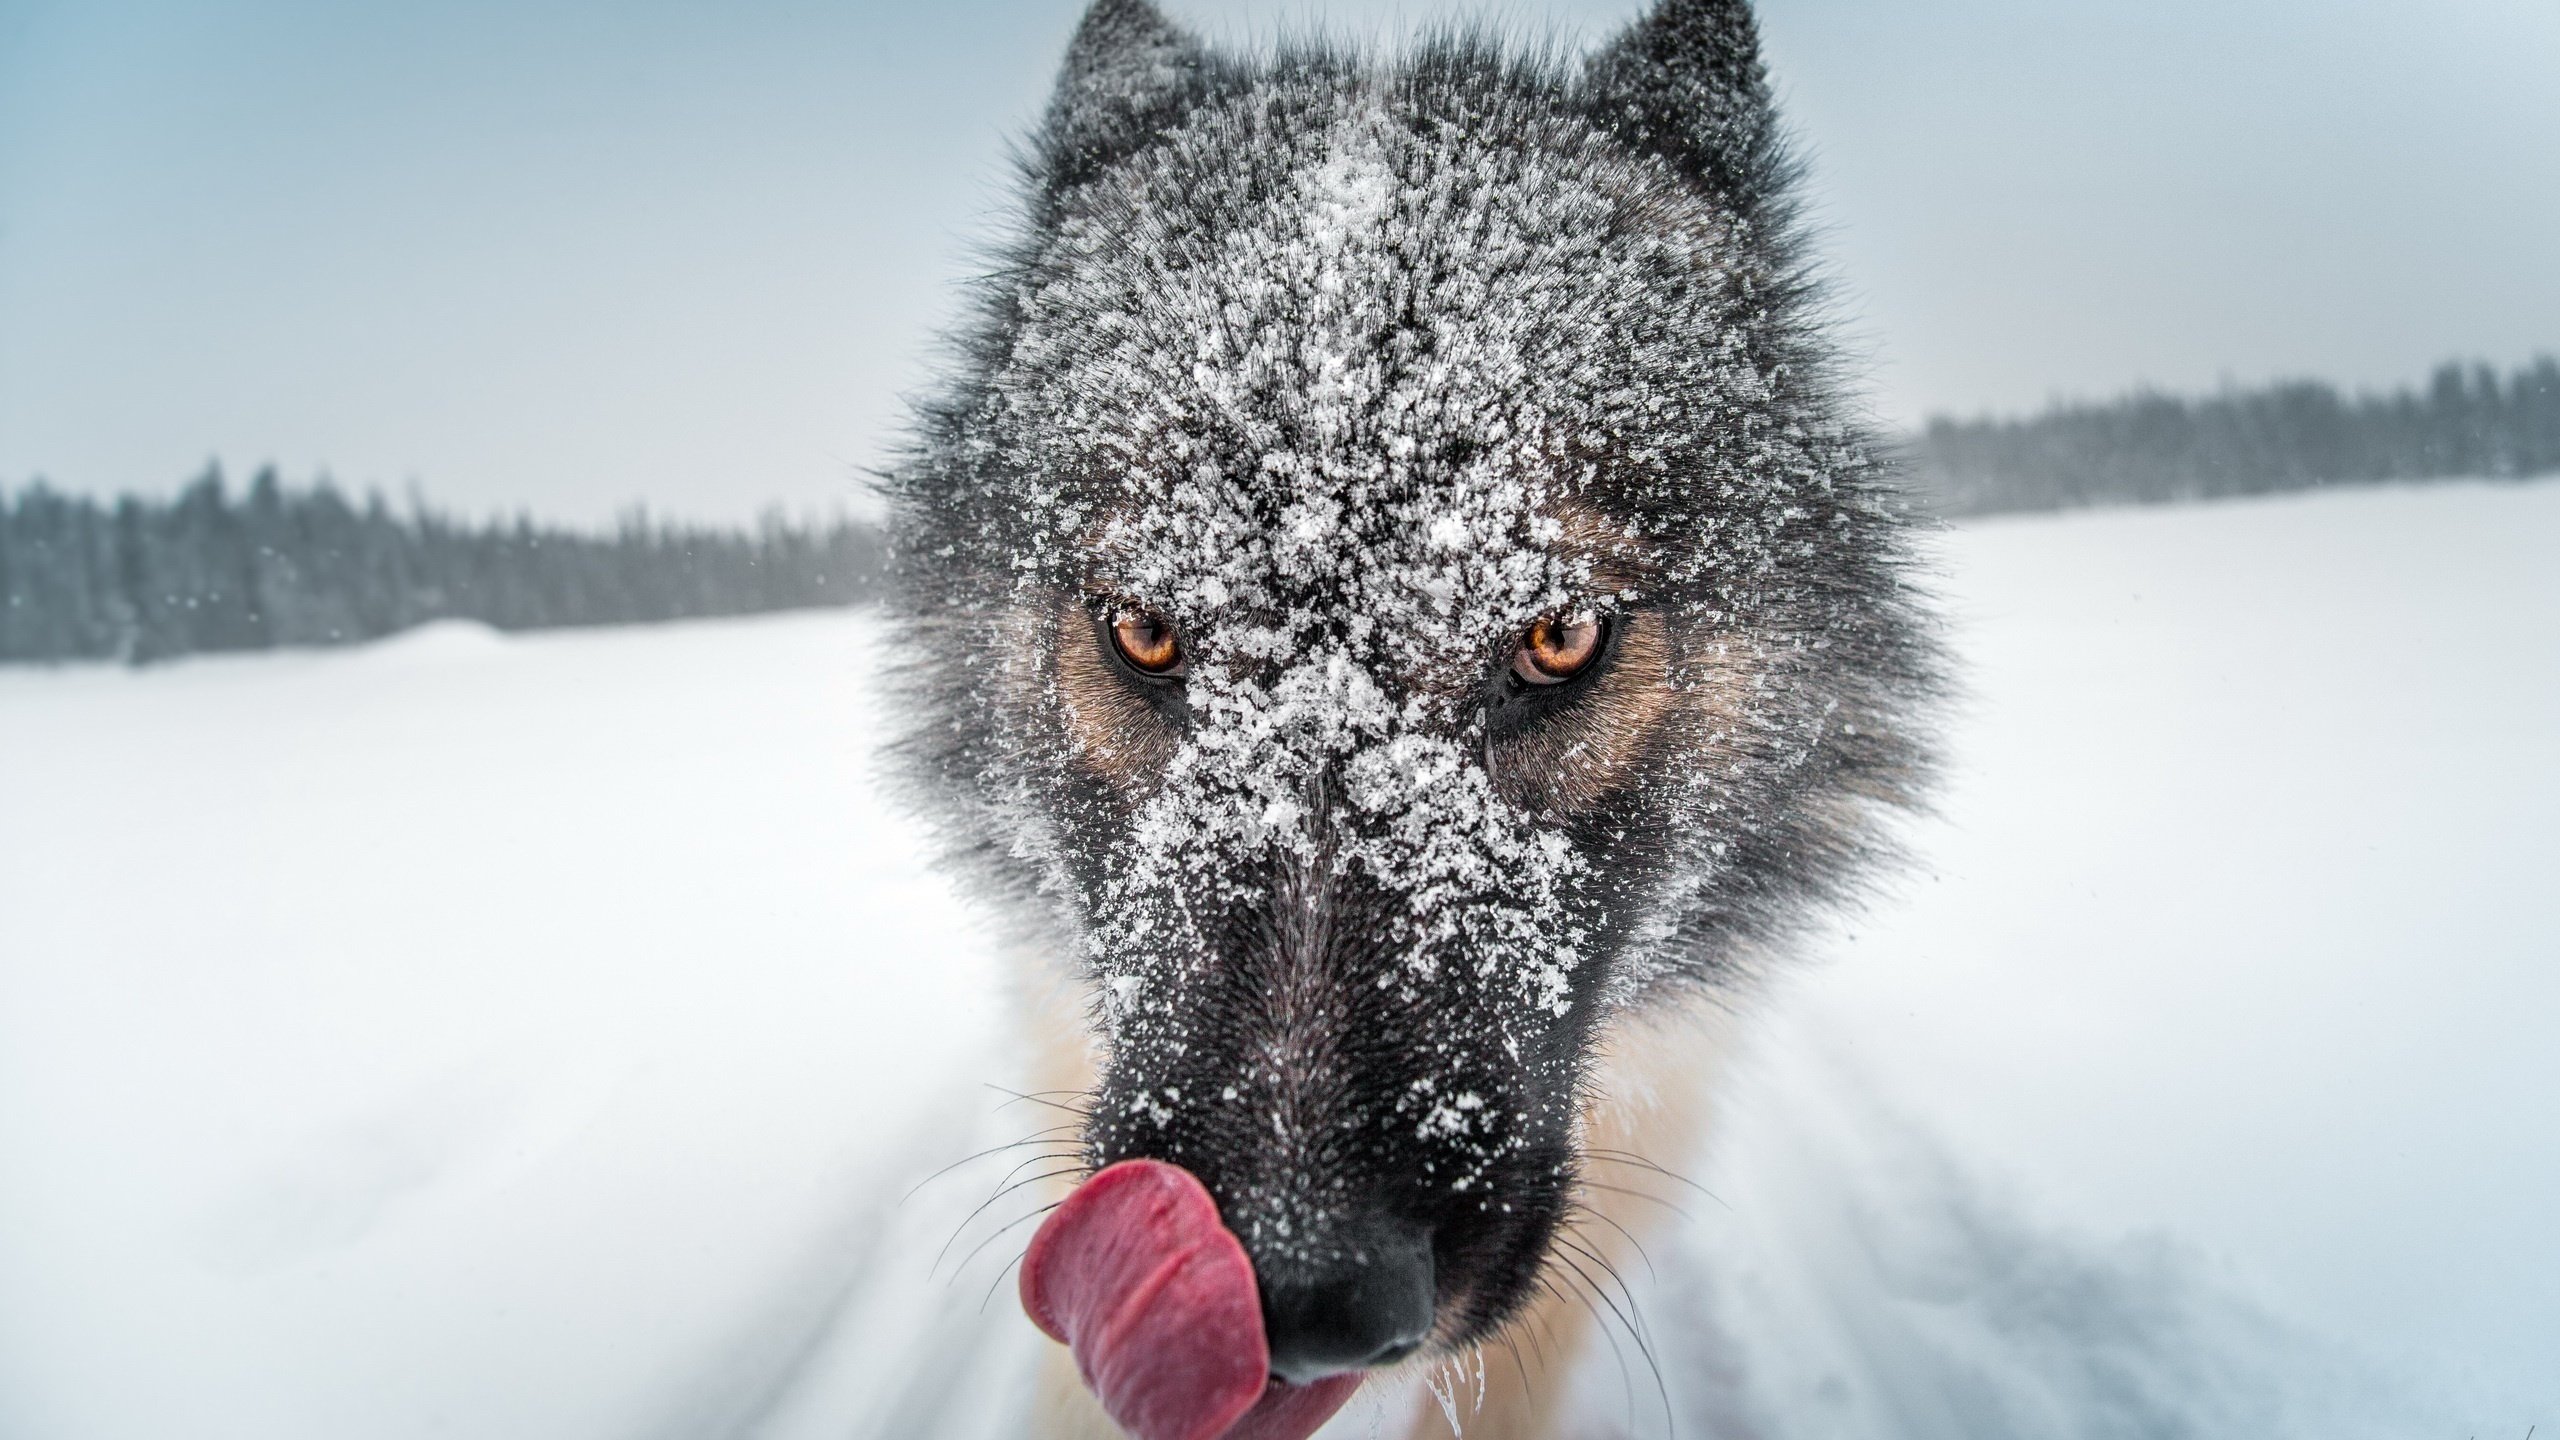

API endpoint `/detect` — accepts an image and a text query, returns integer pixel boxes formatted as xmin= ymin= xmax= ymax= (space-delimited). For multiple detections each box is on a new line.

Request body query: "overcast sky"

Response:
xmin=4 ymin=0 xmax=2555 ymax=523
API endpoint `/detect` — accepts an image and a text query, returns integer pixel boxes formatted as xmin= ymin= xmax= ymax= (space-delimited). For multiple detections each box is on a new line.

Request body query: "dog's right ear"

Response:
xmin=1037 ymin=0 xmax=1211 ymax=194
xmin=1581 ymin=0 xmax=1782 ymax=217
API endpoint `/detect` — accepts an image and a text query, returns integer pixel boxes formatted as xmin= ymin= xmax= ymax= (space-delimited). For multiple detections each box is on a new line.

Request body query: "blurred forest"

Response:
xmin=0 ymin=467 xmax=884 ymax=665
xmin=1911 ymin=355 xmax=2560 ymax=515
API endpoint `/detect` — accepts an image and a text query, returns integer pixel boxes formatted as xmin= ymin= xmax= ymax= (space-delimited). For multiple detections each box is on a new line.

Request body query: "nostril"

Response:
xmin=1257 ymin=1223 xmax=1436 ymax=1386
xmin=1365 ymin=1336 xmax=1421 ymax=1368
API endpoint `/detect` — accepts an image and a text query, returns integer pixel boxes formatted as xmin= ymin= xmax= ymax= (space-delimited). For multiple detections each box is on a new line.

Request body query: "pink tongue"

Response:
xmin=1021 ymin=1160 xmax=1362 ymax=1440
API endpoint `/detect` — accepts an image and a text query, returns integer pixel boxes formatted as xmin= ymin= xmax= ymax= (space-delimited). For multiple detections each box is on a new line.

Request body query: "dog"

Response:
xmin=883 ymin=0 xmax=1937 ymax=1432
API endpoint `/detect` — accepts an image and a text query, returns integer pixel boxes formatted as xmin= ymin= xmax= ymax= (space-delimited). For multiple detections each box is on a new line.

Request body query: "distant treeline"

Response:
xmin=0 ymin=467 xmax=884 ymax=665
xmin=15 ymin=354 xmax=2556 ymax=663
xmin=1911 ymin=356 xmax=2560 ymax=515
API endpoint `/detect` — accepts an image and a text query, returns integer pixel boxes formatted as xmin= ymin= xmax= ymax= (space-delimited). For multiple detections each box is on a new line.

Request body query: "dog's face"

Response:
xmin=892 ymin=0 xmax=1931 ymax=1377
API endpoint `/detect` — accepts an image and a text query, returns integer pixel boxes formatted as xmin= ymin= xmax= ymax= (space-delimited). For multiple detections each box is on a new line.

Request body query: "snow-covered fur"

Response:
xmin=885 ymin=0 xmax=1936 ymax=1402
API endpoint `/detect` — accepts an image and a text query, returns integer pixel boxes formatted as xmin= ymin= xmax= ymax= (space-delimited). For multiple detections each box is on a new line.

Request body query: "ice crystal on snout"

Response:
xmin=890 ymin=0 xmax=1937 ymax=1300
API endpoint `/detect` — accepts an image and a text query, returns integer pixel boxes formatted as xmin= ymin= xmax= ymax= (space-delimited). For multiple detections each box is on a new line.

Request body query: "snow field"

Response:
xmin=2 ymin=479 xmax=2553 ymax=1437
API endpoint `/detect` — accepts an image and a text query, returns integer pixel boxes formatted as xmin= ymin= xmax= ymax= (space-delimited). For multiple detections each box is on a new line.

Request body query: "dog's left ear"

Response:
xmin=1038 ymin=0 xmax=1213 ymax=195
xmin=1581 ymin=0 xmax=1781 ymax=215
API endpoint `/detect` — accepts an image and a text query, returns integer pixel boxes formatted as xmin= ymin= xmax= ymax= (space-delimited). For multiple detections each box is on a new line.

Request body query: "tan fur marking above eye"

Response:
xmin=1053 ymin=597 xmax=1178 ymax=788
xmin=1487 ymin=493 xmax=1768 ymax=817
xmin=1492 ymin=613 xmax=1675 ymax=815
xmin=1491 ymin=608 xmax=1764 ymax=817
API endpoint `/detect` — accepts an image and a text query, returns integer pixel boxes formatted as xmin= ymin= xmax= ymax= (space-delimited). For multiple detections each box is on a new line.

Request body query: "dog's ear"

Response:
xmin=1038 ymin=0 xmax=1211 ymax=194
xmin=1581 ymin=0 xmax=1781 ymax=215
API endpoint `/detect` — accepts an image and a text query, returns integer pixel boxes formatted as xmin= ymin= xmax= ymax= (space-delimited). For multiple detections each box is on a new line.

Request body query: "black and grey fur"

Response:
xmin=886 ymin=0 xmax=1936 ymax=1388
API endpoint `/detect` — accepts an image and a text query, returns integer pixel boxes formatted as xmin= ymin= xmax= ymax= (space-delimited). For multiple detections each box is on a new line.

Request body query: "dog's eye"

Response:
xmin=1108 ymin=607 xmax=1184 ymax=678
xmin=1511 ymin=612 xmax=1605 ymax=685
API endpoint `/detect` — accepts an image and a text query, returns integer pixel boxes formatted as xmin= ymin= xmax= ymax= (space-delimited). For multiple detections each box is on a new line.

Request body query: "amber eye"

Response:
xmin=1108 ymin=607 xmax=1184 ymax=678
xmin=1511 ymin=612 xmax=1605 ymax=685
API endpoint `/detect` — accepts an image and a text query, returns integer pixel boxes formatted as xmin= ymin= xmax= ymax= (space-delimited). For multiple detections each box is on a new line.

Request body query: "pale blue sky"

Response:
xmin=4 ymin=0 xmax=2555 ymax=522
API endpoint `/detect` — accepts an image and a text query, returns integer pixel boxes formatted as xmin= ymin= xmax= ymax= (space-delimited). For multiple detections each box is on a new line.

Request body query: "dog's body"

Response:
xmin=885 ymin=0 xmax=1935 ymax=1432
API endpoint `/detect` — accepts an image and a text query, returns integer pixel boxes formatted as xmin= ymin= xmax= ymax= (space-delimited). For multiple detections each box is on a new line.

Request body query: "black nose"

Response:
xmin=1257 ymin=1222 xmax=1436 ymax=1385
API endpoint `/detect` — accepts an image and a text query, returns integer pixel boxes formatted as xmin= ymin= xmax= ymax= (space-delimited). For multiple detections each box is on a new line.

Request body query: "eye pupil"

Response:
xmin=1110 ymin=608 xmax=1183 ymax=676
xmin=1513 ymin=613 xmax=1603 ymax=685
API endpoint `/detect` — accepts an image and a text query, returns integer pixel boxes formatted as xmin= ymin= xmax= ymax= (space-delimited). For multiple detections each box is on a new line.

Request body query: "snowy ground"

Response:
xmin=2 ymin=479 xmax=2554 ymax=1439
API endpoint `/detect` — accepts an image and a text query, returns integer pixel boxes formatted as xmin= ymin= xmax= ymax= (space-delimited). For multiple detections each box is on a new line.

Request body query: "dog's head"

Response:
xmin=890 ymin=0 xmax=1932 ymax=1381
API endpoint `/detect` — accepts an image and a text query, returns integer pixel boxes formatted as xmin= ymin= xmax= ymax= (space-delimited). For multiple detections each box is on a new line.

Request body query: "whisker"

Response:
xmin=981 ymin=1083 xmax=1093 ymax=1118
xmin=1584 ymin=1148 xmax=1729 ymax=1210
xmin=1555 ymin=1234 xmax=1658 ymax=1353
xmin=1576 ymin=1179 xmax=1696 ymax=1224
xmin=1553 ymin=1245 xmax=1673 ymax=1437
xmin=1497 ymin=1331 xmax=1536 ymax=1407
xmin=1506 ymin=1290 xmax=1558 ymax=1377
xmin=987 ymin=1146 xmax=1090 ymax=1192
xmin=1563 ymin=1200 xmax=1658 ymax=1284
xmin=934 ymin=1165 xmax=1086 ymax=1276
xmin=976 ymin=1250 xmax=1026 ymax=1315
xmin=1543 ymin=1267 xmax=1635 ymax=1428
xmin=902 ymin=1125 xmax=1083 ymax=1202
xmin=945 ymin=1199 xmax=1063 ymax=1288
